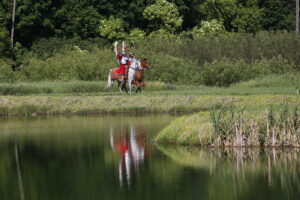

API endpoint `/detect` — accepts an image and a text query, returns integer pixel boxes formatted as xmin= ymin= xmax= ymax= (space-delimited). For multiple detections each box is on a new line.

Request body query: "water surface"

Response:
xmin=0 ymin=115 xmax=299 ymax=200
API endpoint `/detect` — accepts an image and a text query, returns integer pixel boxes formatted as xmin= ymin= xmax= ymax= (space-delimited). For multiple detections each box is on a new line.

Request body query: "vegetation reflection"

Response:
xmin=158 ymin=146 xmax=300 ymax=200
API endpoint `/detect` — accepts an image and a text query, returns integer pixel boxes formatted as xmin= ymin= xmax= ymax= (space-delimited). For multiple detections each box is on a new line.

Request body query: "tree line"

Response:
xmin=0 ymin=0 xmax=297 ymax=52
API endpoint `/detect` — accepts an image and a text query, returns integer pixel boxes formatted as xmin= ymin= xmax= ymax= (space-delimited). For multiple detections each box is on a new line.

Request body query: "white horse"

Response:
xmin=127 ymin=58 xmax=142 ymax=94
xmin=107 ymin=58 xmax=150 ymax=93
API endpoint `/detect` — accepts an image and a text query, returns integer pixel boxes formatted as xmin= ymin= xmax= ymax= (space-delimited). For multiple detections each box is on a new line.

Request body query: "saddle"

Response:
xmin=111 ymin=68 xmax=128 ymax=80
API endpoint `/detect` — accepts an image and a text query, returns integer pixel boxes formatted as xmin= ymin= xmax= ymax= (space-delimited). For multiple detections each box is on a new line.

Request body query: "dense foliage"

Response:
xmin=0 ymin=0 xmax=297 ymax=48
xmin=0 ymin=0 xmax=299 ymax=87
xmin=0 ymin=32 xmax=298 ymax=87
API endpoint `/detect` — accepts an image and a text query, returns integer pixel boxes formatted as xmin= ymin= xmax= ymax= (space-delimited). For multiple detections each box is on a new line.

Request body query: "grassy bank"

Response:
xmin=0 ymin=73 xmax=298 ymax=118
xmin=0 ymin=81 xmax=193 ymax=95
xmin=156 ymin=104 xmax=300 ymax=147
xmin=0 ymin=94 xmax=298 ymax=117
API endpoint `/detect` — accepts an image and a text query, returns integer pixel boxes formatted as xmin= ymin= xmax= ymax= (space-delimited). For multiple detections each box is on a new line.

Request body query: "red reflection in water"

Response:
xmin=110 ymin=125 xmax=150 ymax=187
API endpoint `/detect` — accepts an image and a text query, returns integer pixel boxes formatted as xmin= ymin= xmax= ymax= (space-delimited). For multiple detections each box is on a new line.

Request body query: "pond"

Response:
xmin=0 ymin=115 xmax=299 ymax=200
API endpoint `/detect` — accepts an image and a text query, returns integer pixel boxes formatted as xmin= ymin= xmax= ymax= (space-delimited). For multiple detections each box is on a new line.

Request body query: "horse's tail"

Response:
xmin=107 ymin=69 xmax=112 ymax=88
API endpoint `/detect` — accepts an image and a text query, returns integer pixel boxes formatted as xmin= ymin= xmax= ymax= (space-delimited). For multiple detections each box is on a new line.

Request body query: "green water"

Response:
xmin=0 ymin=115 xmax=299 ymax=200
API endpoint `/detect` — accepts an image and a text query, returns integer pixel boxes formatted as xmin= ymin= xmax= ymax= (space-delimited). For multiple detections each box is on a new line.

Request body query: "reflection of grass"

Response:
xmin=158 ymin=146 xmax=300 ymax=200
xmin=157 ymin=145 xmax=217 ymax=169
xmin=156 ymin=112 xmax=213 ymax=145
xmin=150 ymin=156 xmax=183 ymax=189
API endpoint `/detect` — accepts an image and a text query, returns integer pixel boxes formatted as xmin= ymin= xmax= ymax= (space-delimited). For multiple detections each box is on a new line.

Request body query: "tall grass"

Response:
xmin=0 ymin=81 xmax=196 ymax=95
xmin=210 ymin=104 xmax=300 ymax=147
xmin=233 ymin=72 xmax=300 ymax=88
xmin=1 ymin=71 xmax=298 ymax=96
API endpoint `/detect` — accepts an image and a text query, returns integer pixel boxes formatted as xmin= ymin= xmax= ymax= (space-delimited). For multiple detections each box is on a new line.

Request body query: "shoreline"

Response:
xmin=0 ymin=94 xmax=298 ymax=117
xmin=156 ymin=105 xmax=300 ymax=147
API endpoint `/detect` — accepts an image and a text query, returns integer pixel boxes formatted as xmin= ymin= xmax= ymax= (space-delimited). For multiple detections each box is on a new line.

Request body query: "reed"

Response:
xmin=210 ymin=104 xmax=300 ymax=147
xmin=157 ymin=103 xmax=300 ymax=147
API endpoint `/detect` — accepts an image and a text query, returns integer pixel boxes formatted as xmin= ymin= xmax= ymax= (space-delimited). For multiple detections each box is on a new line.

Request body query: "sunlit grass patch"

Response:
xmin=156 ymin=112 xmax=213 ymax=145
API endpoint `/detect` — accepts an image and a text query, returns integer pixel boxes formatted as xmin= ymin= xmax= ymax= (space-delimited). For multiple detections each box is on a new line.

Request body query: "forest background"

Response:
xmin=0 ymin=0 xmax=299 ymax=87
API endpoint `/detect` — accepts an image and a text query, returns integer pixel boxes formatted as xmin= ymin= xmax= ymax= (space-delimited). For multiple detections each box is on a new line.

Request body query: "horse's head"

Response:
xmin=140 ymin=58 xmax=151 ymax=70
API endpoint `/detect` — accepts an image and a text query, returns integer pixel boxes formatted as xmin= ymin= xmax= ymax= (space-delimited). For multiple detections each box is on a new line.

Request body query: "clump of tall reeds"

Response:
xmin=210 ymin=105 xmax=260 ymax=147
xmin=263 ymin=104 xmax=300 ymax=147
xmin=210 ymin=104 xmax=300 ymax=147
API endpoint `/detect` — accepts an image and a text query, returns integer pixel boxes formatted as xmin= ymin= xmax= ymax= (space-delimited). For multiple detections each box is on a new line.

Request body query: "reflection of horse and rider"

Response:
xmin=107 ymin=41 xmax=151 ymax=93
xmin=110 ymin=125 xmax=150 ymax=187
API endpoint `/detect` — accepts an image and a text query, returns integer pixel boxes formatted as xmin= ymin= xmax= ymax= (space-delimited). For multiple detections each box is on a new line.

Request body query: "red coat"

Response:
xmin=116 ymin=64 xmax=126 ymax=74
xmin=116 ymin=54 xmax=128 ymax=75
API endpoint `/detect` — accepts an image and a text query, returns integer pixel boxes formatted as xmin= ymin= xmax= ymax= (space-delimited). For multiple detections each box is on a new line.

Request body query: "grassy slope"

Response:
xmin=155 ymin=97 xmax=299 ymax=146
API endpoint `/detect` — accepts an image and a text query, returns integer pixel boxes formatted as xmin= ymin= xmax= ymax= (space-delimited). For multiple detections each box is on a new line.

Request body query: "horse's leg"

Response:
xmin=139 ymin=80 xmax=145 ymax=93
xmin=107 ymin=70 xmax=113 ymax=89
xmin=135 ymin=81 xmax=140 ymax=93
xmin=118 ymin=79 xmax=127 ymax=93
xmin=117 ymin=80 xmax=123 ymax=93
xmin=128 ymin=79 xmax=132 ymax=94
xmin=110 ymin=79 xmax=114 ymax=89
xmin=122 ymin=80 xmax=128 ymax=93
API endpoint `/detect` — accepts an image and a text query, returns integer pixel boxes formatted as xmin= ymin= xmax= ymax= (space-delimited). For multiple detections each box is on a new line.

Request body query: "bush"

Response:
xmin=139 ymin=54 xmax=198 ymax=84
xmin=138 ymin=31 xmax=300 ymax=67
xmin=251 ymin=56 xmax=296 ymax=75
xmin=0 ymin=60 xmax=15 ymax=82
xmin=200 ymin=56 xmax=296 ymax=87
xmin=200 ymin=59 xmax=250 ymax=87
xmin=2 ymin=32 xmax=298 ymax=86
xmin=19 ymin=48 xmax=115 ymax=81
xmin=28 ymin=37 xmax=108 ymax=59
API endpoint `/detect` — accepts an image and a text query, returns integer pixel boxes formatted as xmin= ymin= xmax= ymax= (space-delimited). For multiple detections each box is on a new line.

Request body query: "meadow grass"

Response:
xmin=0 ymin=81 xmax=199 ymax=95
xmin=0 ymin=74 xmax=299 ymax=96
xmin=0 ymin=94 xmax=298 ymax=117
xmin=233 ymin=72 xmax=300 ymax=89
xmin=0 ymin=72 xmax=299 ymax=117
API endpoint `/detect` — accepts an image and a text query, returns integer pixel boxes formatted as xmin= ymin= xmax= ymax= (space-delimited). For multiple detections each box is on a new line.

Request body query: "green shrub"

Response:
xmin=2 ymin=32 xmax=299 ymax=86
xmin=19 ymin=48 xmax=115 ymax=81
xmin=138 ymin=31 xmax=300 ymax=67
xmin=200 ymin=56 xmax=296 ymax=87
xmin=252 ymin=56 xmax=296 ymax=75
xmin=200 ymin=59 xmax=250 ymax=87
xmin=0 ymin=60 xmax=15 ymax=82
xmin=143 ymin=54 xmax=198 ymax=84
xmin=28 ymin=37 xmax=108 ymax=59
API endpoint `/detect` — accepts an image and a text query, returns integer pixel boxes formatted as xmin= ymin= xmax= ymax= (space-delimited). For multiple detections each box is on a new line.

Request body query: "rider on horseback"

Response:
xmin=128 ymin=52 xmax=135 ymax=65
xmin=114 ymin=41 xmax=129 ymax=79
